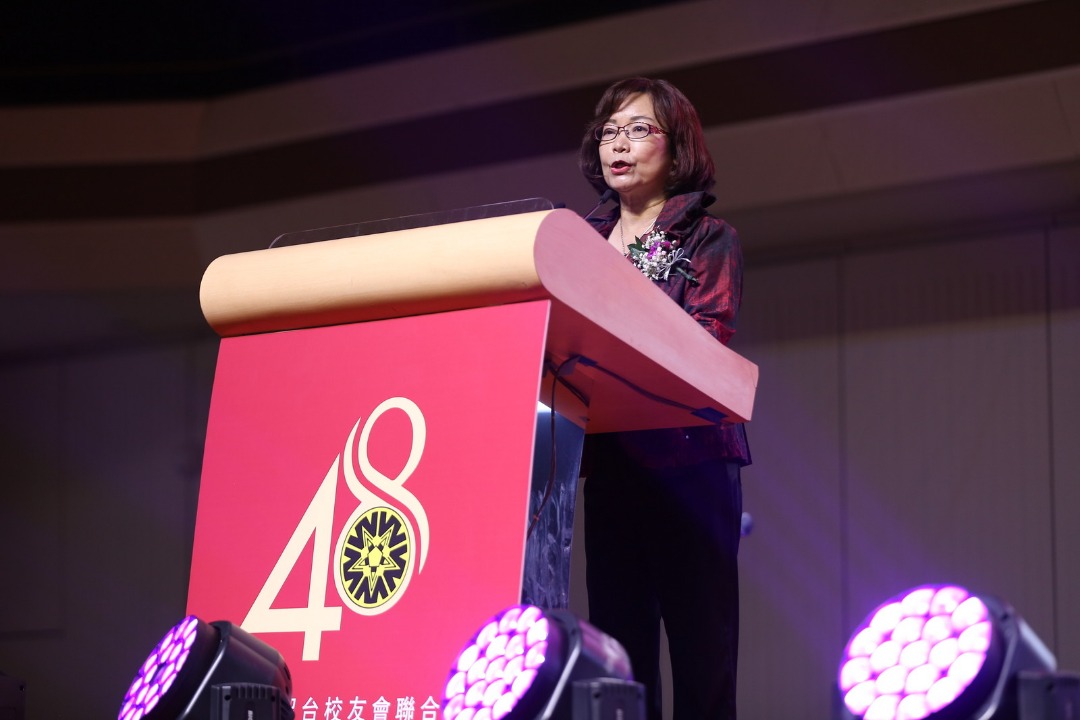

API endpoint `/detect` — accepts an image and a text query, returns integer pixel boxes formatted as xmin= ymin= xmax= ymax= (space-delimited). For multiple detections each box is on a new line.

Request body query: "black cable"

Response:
xmin=573 ymin=354 xmax=727 ymax=423
xmin=524 ymin=352 xmax=726 ymax=539
xmin=525 ymin=355 xmax=579 ymax=539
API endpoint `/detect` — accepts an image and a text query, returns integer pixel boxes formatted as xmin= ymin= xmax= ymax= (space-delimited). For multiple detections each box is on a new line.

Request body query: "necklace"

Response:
xmin=618 ymin=212 xmax=662 ymax=256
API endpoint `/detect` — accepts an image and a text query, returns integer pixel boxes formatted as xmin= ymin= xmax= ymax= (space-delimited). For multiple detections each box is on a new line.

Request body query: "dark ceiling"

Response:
xmin=2 ymin=0 xmax=688 ymax=105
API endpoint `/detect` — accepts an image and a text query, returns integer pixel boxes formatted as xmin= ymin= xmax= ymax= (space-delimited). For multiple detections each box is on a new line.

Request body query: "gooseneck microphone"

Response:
xmin=582 ymin=188 xmax=616 ymax=220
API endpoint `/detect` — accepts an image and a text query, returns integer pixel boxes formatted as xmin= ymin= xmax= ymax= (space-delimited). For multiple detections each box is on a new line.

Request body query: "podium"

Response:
xmin=187 ymin=203 xmax=757 ymax=716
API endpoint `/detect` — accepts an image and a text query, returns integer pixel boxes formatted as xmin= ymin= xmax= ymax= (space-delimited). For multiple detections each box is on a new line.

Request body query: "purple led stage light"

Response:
xmin=442 ymin=605 xmax=554 ymax=720
xmin=120 ymin=616 xmax=208 ymax=720
xmin=117 ymin=616 xmax=293 ymax=720
xmin=442 ymin=605 xmax=637 ymax=720
xmin=837 ymin=584 xmax=1056 ymax=720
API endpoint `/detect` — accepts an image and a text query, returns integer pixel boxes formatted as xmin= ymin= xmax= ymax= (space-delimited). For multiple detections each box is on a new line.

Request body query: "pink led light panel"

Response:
xmin=118 ymin=615 xmax=200 ymax=720
xmin=838 ymin=586 xmax=993 ymax=720
xmin=443 ymin=605 xmax=550 ymax=720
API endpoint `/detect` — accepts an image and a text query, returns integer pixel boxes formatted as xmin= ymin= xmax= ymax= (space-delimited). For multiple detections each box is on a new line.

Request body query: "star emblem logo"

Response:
xmin=351 ymin=526 xmax=402 ymax=593
xmin=338 ymin=505 xmax=411 ymax=611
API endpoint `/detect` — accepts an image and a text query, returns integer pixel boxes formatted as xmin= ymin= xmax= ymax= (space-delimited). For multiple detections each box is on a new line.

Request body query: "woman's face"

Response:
xmin=599 ymin=92 xmax=672 ymax=205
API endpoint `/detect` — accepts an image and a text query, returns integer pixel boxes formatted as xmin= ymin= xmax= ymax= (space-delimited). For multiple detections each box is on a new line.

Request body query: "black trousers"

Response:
xmin=583 ymin=445 xmax=742 ymax=720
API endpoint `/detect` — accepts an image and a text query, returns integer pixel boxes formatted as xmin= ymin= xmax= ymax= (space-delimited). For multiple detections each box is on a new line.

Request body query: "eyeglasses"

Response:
xmin=595 ymin=122 xmax=667 ymax=142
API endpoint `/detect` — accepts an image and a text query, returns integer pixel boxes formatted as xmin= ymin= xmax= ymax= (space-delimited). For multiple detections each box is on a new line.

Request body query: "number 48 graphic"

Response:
xmin=241 ymin=398 xmax=427 ymax=661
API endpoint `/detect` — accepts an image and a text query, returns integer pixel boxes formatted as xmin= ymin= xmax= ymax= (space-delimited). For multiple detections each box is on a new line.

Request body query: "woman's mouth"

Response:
xmin=609 ymin=160 xmax=632 ymax=175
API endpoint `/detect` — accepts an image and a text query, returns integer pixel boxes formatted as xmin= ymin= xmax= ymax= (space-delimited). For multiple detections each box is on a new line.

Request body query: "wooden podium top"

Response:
xmin=200 ymin=209 xmax=757 ymax=432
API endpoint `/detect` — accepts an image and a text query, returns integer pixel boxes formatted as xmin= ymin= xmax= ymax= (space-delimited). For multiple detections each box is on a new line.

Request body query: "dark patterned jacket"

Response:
xmin=585 ymin=190 xmax=752 ymax=468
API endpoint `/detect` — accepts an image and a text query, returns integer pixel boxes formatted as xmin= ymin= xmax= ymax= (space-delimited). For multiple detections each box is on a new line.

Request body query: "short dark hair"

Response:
xmin=579 ymin=77 xmax=715 ymax=197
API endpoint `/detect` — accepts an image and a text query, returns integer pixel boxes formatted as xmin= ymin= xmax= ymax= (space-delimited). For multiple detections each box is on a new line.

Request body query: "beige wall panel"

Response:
xmin=1057 ymin=71 xmax=1080 ymax=153
xmin=729 ymin=160 xmax=1080 ymax=259
xmin=710 ymin=66 xmax=1080 ymax=250
xmin=825 ymin=69 xmax=1080 ymax=191
xmin=709 ymin=116 xmax=844 ymax=211
xmin=841 ymin=231 xmax=1056 ymax=644
xmin=734 ymin=259 xmax=845 ymax=719
xmin=1049 ymin=226 xmax=1080 ymax=672
xmin=0 ymin=218 xmax=203 ymax=293
xmin=820 ymin=0 xmax=1041 ymax=34
xmin=0 ymin=102 xmax=207 ymax=166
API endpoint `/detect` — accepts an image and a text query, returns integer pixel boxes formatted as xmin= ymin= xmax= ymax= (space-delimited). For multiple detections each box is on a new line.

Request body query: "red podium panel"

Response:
xmin=188 ymin=300 xmax=550 ymax=716
xmin=191 ymin=206 xmax=758 ymax=716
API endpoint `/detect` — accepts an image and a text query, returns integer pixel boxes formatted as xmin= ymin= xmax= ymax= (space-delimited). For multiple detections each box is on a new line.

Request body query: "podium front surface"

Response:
xmin=189 ymin=300 xmax=550 ymax=713
xmin=188 ymin=207 xmax=758 ymax=714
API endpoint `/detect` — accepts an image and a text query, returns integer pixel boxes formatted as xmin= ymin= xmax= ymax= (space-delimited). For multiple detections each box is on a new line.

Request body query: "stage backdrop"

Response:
xmin=188 ymin=300 xmax=550 ymax=718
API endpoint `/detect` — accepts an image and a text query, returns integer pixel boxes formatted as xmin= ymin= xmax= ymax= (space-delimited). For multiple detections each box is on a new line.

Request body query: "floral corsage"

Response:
xmin=626 ymin=229 xmax=699 ymax=285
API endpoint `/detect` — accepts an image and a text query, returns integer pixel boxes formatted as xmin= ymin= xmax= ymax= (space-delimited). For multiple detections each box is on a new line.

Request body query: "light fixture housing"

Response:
xmin=441 ymin=604 xmax=643 ymax=720
xmin=836 ymin=584 xmax=1056 ymax=720
xmin=118 ymin=616 xmax=293 ymax=720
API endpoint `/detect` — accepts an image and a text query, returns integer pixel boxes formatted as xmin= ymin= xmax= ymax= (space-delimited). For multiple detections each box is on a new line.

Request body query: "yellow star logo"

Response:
xmin=351 ymin=526 xmax=401 ymax=593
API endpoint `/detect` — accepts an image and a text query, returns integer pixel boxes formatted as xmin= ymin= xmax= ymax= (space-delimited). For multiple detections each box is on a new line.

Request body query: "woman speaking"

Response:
xmin=579 ymin=77 xmax=751 ymax=720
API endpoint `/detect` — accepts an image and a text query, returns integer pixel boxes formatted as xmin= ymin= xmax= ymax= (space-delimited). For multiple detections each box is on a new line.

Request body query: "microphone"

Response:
xmin=582 ymin=188 xmax=616 ymax=220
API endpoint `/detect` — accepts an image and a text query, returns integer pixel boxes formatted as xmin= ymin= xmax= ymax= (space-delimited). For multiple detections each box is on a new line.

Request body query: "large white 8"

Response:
xmin=241 ymin=397 xmax=428 ymax=661
xmin=334 ymin=398 xmax=429 ymax=614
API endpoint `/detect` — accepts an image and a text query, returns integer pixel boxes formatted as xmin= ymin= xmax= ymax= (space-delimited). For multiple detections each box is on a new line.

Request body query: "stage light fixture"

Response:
xmin=837 ymin=584 xmax=1056 ymax=720
xmin=441 ymin=604 xmax=644 ymax=720
xmin=118 ymin=615 xmax=294 ymax=720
